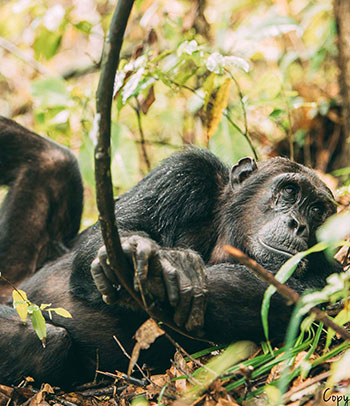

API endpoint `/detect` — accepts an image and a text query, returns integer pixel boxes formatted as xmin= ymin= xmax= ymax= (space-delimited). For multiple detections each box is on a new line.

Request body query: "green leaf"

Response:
xmin=203 ymin=73 xmax=216 ymax=110
xmin=188 ymin=341 xmax=256 ymax=397
xmin=29 ymin=306 xmax=47 ymax=346
xmin=48 ymin=307 xmax=72 ymax=318
xmin=325 ymin=308 xmax=350 ymax=351
xmin=317 ymin=212 xmax=350 ymax=246
xmin=269 ymin=108 xmax=286 ymax=119
xmin=12 ymin=290 xmax=29 ymax=323
xmin=206 ymin=52 xmax=250 ymax=74
xmin=31 ymin=77 xmax=70 ymax=108
xmin=40 ymin=303 xmax=52 ymax=310
xmin=252 ymin=15 xmax=302 ymax=39
xmin=74 ymin=20 xmax=93 ymax=34
xmin=33 ymin=27 xmax=62 ymax=60
xmin=261 ymin=242 xmax=327 ymax=340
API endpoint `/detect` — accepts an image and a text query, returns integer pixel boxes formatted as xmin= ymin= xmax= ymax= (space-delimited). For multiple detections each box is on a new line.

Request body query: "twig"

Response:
xmin=113 ymin=335 xmax=151 ymax=383
xmin=62 ymin=62 xmax=101 ymax=80
xmin=95 ymin=0 xmax=137 ymax=304
xmin=224 ymin=245 xmax=350 ymax=341
xmin=164 ymin=331 xmax=216 ymax=375
xmin=283 ymin=370 xmax=330 ymax=402
xmin=225 ymin=69 xmax=253 ymax=158
xmin=94 ymin=0 xmax=210 ymax=343
xmin=0 ymin=36 xmax=50 ymax=75
xmin=96 ymin=370 xmax=146 ymax=387
xmin=0 ymin=274 xmax=27 ymax=301
xmin=134 ymin=99 xmax=151 ymax=171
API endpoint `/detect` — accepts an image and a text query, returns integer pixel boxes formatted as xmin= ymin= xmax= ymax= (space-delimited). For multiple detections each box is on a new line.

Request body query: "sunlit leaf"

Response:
xmin=187 ymin=341 xmax=256 ymax=398
xmin=206 ymin=51 xmax=250 ymax=74
xmin=31 ymin=77 xmax=70 ymax=108
xmin=34 ymin=27 xmax=62 ymax=60
xmin=206 ymin=78 xmax=231 ymax=140
xmin=317 ymin=212 xmax=350 ymax=246
xmin=252 ymin=15 xmax=302 ymax=39
xmin=261 ymin=242 xmax=327 ymax=341
xmin=74 ymin=20 xmax=93 ymax=34
xmin=327 ymin=350 xmax=350 ymax=387
xmin=224 ymin=55 xmax=250 ymax=73
xmin=269 ymin=108 xmax=286 ymax=119
xmin=177 ymin=40 xmax=199 ymax=56
xmin=325 ymin=308 xmax=350 ymax=351
xmin=48 ymin=307 xmax=72 ymax=318
xmin=203 ymin=73 xmax=216 ymax=110
xmin=28 ymin=305 xmax=47 ymax=346
xmin=12 ymin=290 xmax=28 ymax=323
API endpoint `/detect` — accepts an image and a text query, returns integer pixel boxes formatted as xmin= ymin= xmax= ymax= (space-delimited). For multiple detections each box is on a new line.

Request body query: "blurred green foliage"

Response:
xmin=0 ymin=1 xmax=350 ymax=402
xmin=0 ymin=0 xmax=345 ymax=225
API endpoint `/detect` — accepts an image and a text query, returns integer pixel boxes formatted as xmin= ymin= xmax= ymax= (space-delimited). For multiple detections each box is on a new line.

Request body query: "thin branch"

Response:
xmin=113 ymin=335 xmax=151 ymax=382
xmin=0 ymin=36 xmax=50 ymax=75
xmin=94 ymin=0 xmax=208 ymax=343
xmin=225 ymin=69 xmax=257 ymax=161
xmin=134 ymin=99 xmax=151 ymax=171
xmin=224 ymin=245 xmax=350 ymax=341
xmin=62 ymin=62 xmax=101 ymax=80
xmin=95 ymin=0 xmax=139 ymax=307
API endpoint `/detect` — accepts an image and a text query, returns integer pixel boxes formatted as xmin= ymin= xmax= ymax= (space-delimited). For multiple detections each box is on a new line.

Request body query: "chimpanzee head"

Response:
xmin=219 ymin=157 xmax=337 ymax=276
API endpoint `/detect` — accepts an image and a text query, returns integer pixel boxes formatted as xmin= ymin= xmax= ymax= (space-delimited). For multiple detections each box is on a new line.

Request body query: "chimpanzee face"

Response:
xmin=226 ymin=157 xmax=337 ymax=274
xmin=248 ymin=171 xmax=336 ymax=273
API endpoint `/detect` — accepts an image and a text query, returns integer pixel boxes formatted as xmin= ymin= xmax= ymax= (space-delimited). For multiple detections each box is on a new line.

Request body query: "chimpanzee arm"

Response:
xmin=203 ymin=263 xmax=304 ymax=343
xmin=0 ymin=117 xmax=83 ymax=297
xmin=90 ymin=236 xmax=305 ymax=343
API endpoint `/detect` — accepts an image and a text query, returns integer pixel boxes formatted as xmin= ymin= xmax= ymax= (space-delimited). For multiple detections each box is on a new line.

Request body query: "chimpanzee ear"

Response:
xmin=230 ymin=157 xmax=257 ymax=188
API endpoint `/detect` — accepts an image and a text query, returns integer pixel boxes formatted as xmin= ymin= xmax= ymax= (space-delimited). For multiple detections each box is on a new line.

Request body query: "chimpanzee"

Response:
xmin=0 ymin=116 xmax=342 ymax=387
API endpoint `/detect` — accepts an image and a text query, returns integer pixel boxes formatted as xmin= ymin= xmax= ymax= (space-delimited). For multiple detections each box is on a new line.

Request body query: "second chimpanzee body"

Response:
xmin=0 ymin=117 xmax=341 ymax=387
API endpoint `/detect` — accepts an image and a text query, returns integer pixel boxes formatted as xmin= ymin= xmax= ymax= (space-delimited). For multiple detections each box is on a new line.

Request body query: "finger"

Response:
xmin=173 ymin=271 xmax=193 ymax=327
xmin=159 ymin=257 xmax=179 ymax=307
xmin=185 ymin=291 xmax=207 ymax=333
xmin=97 ymin=246 xmax=119 ymax=284
xmin=90 ymin=258 xmax=118 ymax=304
xmin=135 ymin=238 xmax=154 ymax=283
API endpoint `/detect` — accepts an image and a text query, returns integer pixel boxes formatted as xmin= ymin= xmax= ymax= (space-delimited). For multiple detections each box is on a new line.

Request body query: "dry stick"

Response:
xmin=224 ymin=245 xmax=350 ymax=341
xmin=0 ymin=36 xmax=50 ymax=75
xmin=283 ymin=370 xmax=331 ymax=402
xmin=95 ymin=0 xmax=137 ymax=306
xmin=94 ymin=0 xmax=208 ymax=343
xmin=134 ymin=99 xmax=151 ymax=171
xmin=113 ymin=335 xmax=151 ymax=383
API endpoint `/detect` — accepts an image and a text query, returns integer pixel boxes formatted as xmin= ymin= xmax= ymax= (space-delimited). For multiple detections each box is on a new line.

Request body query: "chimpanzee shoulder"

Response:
xmin=70 ymin=148 xmax=230 ymax=301
xmin=115 ymin=147 xmax=230 ymax=241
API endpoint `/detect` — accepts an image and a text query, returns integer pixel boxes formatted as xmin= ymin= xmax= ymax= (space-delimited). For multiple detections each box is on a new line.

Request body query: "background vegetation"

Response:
xmin=1 ymin=0 xmax=348 ymax=225
xmin=0 ymin=0 xmax=350 ymax=405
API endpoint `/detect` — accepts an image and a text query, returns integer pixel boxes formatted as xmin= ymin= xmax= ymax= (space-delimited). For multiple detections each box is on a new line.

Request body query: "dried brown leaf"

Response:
xmin=206 ymin=78 xmax=231 ymax=141
xmin=128 ymin=319 xmax=165 ymax=376
xmin=139 ymin=86 xmax=155 ymax=114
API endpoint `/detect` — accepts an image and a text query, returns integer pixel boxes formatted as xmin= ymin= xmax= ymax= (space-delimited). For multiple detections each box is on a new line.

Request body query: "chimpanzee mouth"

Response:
xmin=258 ymin=238 xmax=298 ymax=258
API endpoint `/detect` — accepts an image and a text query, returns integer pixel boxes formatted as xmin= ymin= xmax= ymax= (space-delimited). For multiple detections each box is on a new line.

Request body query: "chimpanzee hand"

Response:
xmin=90 ymin=234 xmax=208 ymax=333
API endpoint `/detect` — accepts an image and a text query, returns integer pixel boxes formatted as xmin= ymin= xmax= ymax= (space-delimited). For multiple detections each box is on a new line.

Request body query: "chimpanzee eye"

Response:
xmin=281 ymin=184 xmax=298 ymax=200
xmin=310 ymin=204 xmax=326 ymax=218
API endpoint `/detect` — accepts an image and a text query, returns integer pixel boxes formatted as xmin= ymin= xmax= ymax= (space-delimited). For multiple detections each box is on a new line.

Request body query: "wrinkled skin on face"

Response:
xmin=250 ymin=172 xmax=335 ymax=273
xmin=216 ymin=157 xmax=336 ymax=277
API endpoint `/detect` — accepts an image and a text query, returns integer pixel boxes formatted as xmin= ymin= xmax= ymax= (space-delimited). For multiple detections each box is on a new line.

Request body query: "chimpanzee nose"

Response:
xmin=287 ymin=214 xmax=309 ymax=238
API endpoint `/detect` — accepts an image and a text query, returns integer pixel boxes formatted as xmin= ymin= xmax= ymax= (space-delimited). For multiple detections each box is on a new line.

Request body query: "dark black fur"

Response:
xmin=0 ymin=117 xmax=341 ymax=387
